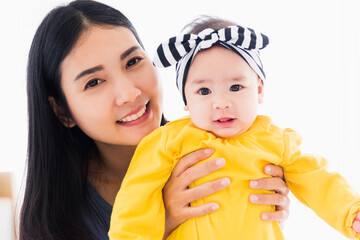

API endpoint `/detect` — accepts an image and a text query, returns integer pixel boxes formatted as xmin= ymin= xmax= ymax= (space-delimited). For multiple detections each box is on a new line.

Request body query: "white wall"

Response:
xmin=1 ymin=0 xmax=359 ymax=239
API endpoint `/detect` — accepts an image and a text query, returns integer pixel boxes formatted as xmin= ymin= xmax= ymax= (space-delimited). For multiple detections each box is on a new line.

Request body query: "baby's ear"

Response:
xmin=184 ymin=105 xmax=189 ymax=111
xmin=258 ymin=78 xmax=264 ymax=104
xmin=48 ymin=96 xmax=77 ymax=128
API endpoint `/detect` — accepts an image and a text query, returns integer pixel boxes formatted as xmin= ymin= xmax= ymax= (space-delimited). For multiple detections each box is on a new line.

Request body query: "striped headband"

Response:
xmin=153 ymin=25 xmax=269 ymax=104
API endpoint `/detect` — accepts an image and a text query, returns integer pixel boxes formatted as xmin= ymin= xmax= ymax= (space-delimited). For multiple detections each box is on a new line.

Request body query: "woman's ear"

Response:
xmin=48 ymin=96 xmax=76 ymax=128
xmin=257 ymin=78 xmax=264 ymax=104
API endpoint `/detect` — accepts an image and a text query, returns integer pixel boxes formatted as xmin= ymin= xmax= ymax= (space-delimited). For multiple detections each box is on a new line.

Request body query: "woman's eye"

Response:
xmin=126 ymin=57 xmax=142 ymax=68
xmin=85 ymin=79 xmax=102 ymax=89
xmin=230 ymin=84 xmax=242 ymax=92
xmin=198 ymin=88 xmax=212 ymax=95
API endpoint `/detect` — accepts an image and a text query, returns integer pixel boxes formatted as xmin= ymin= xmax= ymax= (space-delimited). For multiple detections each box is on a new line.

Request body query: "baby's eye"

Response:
xmin=126 ymin=57 xmax=142 ymax=68
xmin=229 ymin=84 xmax=242 ymax=92
xmin=198 ymin=88 xmax=212 ymax=95
xmin=85 ymin=79 xmax=103 ymax=89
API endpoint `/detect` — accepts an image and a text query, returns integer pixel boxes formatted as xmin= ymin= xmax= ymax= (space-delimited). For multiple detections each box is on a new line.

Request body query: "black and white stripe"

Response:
xmin=153 ymin=25 xmax=269 ymax=104
xmin=153 ymin=33 xmax=199 ymax=68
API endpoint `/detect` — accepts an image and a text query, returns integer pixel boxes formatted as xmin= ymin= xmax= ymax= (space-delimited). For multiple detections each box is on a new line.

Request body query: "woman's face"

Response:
xmin=60 ymin=25 xmax=163 ymax=146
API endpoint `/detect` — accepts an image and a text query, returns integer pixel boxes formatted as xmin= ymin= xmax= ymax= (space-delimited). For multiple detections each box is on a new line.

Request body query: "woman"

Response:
xmin=20 ymin=1 xmax=290 ymax=239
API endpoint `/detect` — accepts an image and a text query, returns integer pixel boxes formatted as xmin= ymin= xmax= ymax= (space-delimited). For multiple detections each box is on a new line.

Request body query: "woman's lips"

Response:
xmin=116 ymin=103 xmax=151 ymax=127
xmin=118 ymin=105 xmax=147 ymax=123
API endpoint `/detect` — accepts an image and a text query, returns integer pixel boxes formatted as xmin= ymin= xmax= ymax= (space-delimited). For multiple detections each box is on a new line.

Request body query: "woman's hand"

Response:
xmin=248 ymin=164 xmax=290 ymax=225
xmin=353 ymin=212 xmax=360 ymax=233
xmin=162 ymin=148 xmax=230 ymax=239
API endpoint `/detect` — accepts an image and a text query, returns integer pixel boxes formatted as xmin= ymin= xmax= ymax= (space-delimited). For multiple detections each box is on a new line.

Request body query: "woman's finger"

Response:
xmin=179 ymin=158 xmax=226 ymax=187
xmin=181 ymin=202 xmax=220 ymax=219
xmin=183 ymin=177 xmax=230 ymax=203
xmin=249 ymin=193 xmax=289 ymax=207
xmin=172 ymin=148 xmax=214 ymax=177
xmin=250 ymin=177 xmax=289 ymax=195
xmin=249 ymin=193 xmax=290 ymax=223
xmin=264 ymin=164 xmax=284 ymax=179
xmin=260 ymin=209 xmax=289 ymax=222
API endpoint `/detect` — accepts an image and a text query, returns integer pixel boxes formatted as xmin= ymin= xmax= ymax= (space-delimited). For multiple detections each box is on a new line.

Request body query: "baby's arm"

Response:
xmin=282 ymin=128 xmax=360 ymax=239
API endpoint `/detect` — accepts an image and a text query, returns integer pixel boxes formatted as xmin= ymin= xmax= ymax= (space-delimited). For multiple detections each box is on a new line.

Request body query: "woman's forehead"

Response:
xmin=74 ymin=25 xmax=138 ymax=50
xmin=60 ymin=26 xmax=141 ymax=79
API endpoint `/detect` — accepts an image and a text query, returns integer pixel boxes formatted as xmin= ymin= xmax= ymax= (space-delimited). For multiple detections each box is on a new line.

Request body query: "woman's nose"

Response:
xmin=114 ymin=79 xmax=141 ymax=106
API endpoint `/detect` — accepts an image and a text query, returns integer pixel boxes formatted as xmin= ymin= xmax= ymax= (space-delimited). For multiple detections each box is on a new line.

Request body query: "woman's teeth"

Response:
xmin=119 ymin=106 xmax=147 ymax=123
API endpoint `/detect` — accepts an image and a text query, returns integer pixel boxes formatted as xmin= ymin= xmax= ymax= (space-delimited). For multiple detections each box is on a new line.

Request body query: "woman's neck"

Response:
xmin=88 ymin=142 xmax=137 ymax=205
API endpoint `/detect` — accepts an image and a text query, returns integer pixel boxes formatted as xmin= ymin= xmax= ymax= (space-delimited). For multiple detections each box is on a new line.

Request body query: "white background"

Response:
xmin=1 ymin=0 xmax=359 ymax=239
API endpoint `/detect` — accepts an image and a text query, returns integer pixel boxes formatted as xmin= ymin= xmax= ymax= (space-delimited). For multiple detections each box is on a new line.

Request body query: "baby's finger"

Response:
xmin=264 ymin=164 xmax=284 ymax=179
xmin=172 ymin=148 xmax=214 ymax=177
xmin=184 ymin=177 xmax=230 ymax=203
xmin=353 ymin=219 xmax=360 ymax=233
xmin=250 ymin=177 xmax=289 ymax=195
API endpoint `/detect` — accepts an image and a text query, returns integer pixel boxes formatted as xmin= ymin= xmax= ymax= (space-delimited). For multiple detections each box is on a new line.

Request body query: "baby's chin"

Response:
xmin=209 ymin=127 xmax=248 ymax=139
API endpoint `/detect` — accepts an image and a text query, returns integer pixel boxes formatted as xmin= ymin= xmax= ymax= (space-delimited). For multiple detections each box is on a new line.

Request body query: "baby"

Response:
xmin=109 ymin=16 xmax=360 ymax=240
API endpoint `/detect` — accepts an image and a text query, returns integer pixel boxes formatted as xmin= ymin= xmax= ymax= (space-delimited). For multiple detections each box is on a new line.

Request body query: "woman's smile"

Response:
xmin=117 ymin=104 xmax=149 ymax=125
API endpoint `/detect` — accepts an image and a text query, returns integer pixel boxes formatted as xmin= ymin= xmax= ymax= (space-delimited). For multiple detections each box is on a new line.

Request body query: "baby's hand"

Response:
xmin=353 ymin=212 xmax=360 ymax=233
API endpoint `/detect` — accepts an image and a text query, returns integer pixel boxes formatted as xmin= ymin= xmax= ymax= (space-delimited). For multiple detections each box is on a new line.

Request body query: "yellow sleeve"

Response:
xmin=109 ymin=127 xmax=174 ymax=240
xmin=282 ymin=128 xmax=360 ymax=239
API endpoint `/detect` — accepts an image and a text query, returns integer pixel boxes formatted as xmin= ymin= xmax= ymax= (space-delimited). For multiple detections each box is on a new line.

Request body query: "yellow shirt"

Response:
xmin=109 ymin=115 xmax=360 ymax=240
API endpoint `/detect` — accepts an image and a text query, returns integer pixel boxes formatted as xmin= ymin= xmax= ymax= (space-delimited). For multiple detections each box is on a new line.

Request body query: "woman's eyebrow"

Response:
xmin=73 ymin=46 xmax=140 ymax=82
xmin=120 ymin=46 xmax=140 ymax=60
xmin=74 ymin=65 xmax=103 ymax=81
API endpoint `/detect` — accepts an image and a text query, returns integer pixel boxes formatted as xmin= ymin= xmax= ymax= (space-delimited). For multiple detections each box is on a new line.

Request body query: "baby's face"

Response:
xmin=184 ymin=46 xmax=264 ymax=138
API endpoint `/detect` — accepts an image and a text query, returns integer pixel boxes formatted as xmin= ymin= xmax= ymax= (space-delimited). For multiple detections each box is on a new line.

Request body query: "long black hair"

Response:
xmin=20 ymin=1 xmax=153 ymax=239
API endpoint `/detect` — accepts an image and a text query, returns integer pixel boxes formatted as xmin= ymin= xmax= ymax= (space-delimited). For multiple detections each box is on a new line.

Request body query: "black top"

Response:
xmin=83 ymin=183 xmax=113 ymax=240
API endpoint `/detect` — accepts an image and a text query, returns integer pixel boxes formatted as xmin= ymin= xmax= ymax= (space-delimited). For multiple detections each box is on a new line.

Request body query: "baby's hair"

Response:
xmin=182 ymin=15 xmax=237 ymax=34
xmin=180 ymin=15 xmax=265 ymax=86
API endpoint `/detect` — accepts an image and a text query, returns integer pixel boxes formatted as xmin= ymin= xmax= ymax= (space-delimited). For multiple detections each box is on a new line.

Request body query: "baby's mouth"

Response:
xmin=215 ymin=118 xmax=235 ymax=123
xmin=117 ymin=105 xmax=147 ymax=123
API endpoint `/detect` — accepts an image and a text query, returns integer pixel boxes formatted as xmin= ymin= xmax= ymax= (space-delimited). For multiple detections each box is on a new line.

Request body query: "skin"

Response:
xmin=184 ymin=46 xmax=264 ymax=138
xmin=184 ymin=45 xmax=360 ymax=234
xmin=53 ymin=25 xmax=292 ymax=238
xmin=354 ymin=212 xmax=360 ymax=233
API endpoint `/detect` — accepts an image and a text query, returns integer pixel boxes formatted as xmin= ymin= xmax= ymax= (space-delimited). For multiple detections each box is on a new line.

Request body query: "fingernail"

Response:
xmin=250 ymin=180 xmax=258 ymax=188
xmin=221 ymin=178 xmax=230 ymax=186
xmin=211 ymin=203 xmax=219 ymax=210
xmin=204 ymin=148 xmax=213 ymax=154
xmin=250 ymin=195 xmax=258 ymax=202
xmin=265 ymin=165 xmax=272 ymax=174
xmin=262 ymin=213 xmax=269 ymax=220
xmin=216 ymin=158 xmax=225 ymax=166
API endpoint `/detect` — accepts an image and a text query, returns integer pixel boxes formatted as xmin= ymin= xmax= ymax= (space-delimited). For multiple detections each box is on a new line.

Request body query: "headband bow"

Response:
xmin=153 ymin=25 xmax=269 ymax=104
